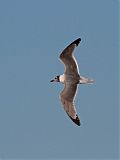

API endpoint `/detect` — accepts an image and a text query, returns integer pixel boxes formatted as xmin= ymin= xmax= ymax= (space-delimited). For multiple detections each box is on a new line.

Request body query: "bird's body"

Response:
xmin=50 ymin=38 xmax=94 ymax=126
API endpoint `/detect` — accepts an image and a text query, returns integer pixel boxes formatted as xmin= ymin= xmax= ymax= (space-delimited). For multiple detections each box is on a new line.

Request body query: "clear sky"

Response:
xmin=0 ymin=0 xmax=118 ymax=159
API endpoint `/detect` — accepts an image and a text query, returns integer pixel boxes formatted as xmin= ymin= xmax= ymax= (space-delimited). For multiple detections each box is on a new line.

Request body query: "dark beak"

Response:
xmin=50 ymin=79 xmax=54 ymax=82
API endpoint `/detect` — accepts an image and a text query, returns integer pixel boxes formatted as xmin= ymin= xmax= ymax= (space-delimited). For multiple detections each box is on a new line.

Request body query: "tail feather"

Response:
xmin=80 ymin=76 xmax=94 ymax=84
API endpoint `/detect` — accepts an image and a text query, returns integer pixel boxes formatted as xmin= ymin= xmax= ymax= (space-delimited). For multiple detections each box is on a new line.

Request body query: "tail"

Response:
xmin=80 ymin=76 xmax=94 ymax=84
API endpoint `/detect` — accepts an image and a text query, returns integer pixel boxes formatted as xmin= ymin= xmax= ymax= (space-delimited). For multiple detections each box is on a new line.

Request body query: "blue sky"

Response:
xmin=0 ymin=0 xmax=118 ymax=159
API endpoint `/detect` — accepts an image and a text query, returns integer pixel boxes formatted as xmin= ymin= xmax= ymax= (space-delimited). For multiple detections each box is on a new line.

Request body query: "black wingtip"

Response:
xmin=71 ymin=38 xmax=81 ymax=46
xmin=69 ymin=114 xmax=81 ymax=126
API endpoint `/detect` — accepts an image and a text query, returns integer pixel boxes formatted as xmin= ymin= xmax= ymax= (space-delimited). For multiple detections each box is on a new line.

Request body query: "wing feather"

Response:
xmin=59 ymin=38 xmax=81 ymax=75
xmin=60 ymin=82 xmax=80 ymax=126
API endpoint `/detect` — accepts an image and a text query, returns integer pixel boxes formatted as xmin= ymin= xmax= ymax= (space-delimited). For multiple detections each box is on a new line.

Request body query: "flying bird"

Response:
xmin=50 ymin=38 xmax=94 ymax=126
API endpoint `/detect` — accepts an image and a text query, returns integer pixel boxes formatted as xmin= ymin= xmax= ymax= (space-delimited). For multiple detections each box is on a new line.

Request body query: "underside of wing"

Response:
xmin=59 ymin=38 xmax=81 ymax=75
xmin=60 ymin=83 xmax=80 ymax=126
xmin=60 ymin=96 xmax=80 ymax=126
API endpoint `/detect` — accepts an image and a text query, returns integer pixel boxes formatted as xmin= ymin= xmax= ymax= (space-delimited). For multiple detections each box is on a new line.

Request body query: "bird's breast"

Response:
xmin=65 ymin=74 xmax=80 ymax=84
xmin=59 ymin=74 xmax=65 ymax=83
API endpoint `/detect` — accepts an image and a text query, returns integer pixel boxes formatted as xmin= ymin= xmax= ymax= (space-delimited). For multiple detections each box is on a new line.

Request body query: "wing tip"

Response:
xmin=69 ymin=114 xmax=81 ymax=126
xmin=71 ymin=38 xmax=81 ymax=46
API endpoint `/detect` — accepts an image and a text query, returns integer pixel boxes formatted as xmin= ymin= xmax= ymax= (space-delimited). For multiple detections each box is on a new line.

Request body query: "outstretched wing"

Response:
xmin=59 ymin=38 xmax=81 ymax=75
xmin=60 ymin=82 xmax=80 ymax=126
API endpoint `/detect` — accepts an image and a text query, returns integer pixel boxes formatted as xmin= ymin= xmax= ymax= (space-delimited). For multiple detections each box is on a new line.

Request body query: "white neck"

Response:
xmin=59 ymin=74 xmax=65 ymax=83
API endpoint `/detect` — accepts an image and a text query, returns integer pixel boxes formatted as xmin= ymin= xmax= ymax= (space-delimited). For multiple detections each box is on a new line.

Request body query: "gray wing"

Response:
xmin=59 ymin=38 xmax=81 ymax=75
xmin=60 ymin=82 xmax=80 ymax=126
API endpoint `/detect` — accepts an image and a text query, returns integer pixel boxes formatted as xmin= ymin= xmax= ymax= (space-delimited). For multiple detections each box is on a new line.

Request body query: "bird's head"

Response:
xmin=50 ymin=75 xmax=60 ymax=82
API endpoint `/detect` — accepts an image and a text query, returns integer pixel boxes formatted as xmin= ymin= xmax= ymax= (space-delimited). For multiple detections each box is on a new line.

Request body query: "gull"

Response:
xmin=50 ymin=38 xmax=94 ymax=126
